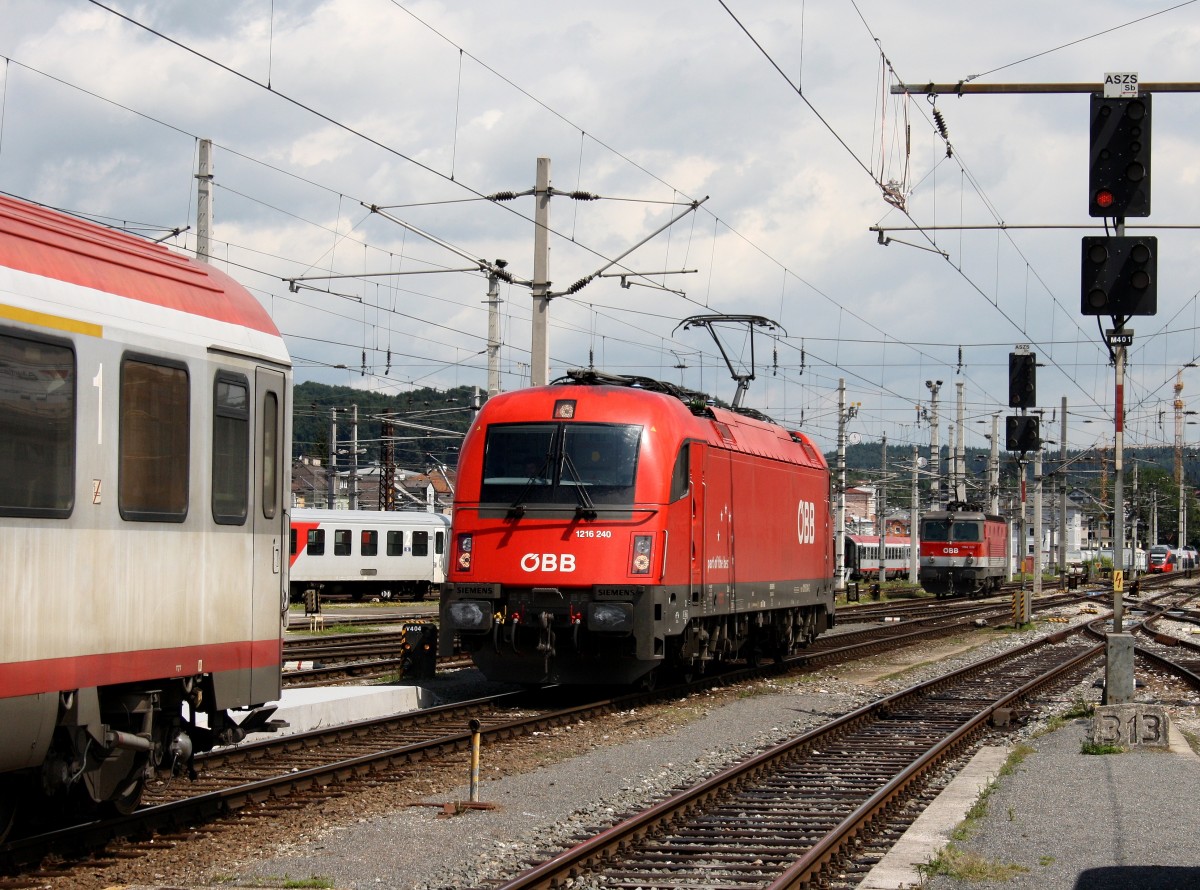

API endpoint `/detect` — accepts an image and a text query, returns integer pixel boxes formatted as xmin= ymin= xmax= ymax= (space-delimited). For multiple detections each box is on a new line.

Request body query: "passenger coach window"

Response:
xmin=435 ymin=531 xmax=444 ymax=555
xmin=0 ymin=332 xmax=75 ymax=517
xmin=290 ymin=527 xmax=297 ymax=555
xmin=307 ymin=528 xmax=325 ymax=555
xmin=412 ymin=531 xmax=429 ymax=557
xmin=387 ymin=530 xmax=404 ymax=556
xmin=334 ymin=528 xmax=352 ymax=556
xmin=119 ymin=357 xmax=189 ymax=521
xmin=212 ymin=373 xmax=249 ymax=524
xmin=362 ymin=529 xmax=378 ymax=556
xmin=261 ymin=392 xmax=279 ymax=519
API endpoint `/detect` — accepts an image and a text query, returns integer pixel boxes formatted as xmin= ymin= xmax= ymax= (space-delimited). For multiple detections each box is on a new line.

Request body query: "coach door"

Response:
xmin=251 ymin=366 xmax=287 ymax=703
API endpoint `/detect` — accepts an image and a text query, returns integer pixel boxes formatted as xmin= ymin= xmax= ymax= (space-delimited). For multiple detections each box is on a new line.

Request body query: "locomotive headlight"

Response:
xmin=588 ymin=602 xmax=634 ymax=632
xmin=630 ymin=535 xmax=653 ymax=575
xmin=446 ymin=601 xmax=492 ymax=631
xmin=455 ymin=533 xmax=473 ymax=573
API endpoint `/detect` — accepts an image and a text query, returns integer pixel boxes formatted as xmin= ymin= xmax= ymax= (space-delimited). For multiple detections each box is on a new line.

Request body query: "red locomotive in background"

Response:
xmin=918 ymin=501 xmax=1009 ymax=597
xmin=438 ymin=370 xmax=835 ymax=686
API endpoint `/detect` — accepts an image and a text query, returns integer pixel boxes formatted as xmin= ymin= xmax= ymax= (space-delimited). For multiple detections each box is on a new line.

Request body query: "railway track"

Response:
xmin=485 ymin=585 xmax=1198 ymax=890
xmin=492 ymin=626 xmax=1103 ymax=889
xmin=0 ymin=589 xmax=1143 ymax=883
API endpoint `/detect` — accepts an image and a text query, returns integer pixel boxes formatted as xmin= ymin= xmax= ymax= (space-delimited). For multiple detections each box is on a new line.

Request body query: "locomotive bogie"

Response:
xmin=440 ymin=376 xmax=835 ymax=685
xmin=0 ymin=195 xmax=291 ymax=833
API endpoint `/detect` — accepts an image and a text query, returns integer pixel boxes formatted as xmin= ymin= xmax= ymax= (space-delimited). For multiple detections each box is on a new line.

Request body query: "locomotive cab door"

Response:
xmin=691 ymin=441 xmax=734 ymax=614
xmin=252 ymin=366 xmax=287 ymax=703
xmin=689 ymin=442 xmax=705 ymax=608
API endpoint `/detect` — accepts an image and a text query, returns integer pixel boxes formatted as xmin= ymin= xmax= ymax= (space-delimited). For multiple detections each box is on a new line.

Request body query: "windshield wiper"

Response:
xmin=560 ymin=451 xmax=597 ymax=520
xmin=507 ymin=448 xmax=556 ymax=519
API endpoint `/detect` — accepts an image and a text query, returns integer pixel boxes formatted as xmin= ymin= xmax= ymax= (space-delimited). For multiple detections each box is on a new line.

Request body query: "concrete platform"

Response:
xmin=241 ymin=684 xmax=431 ymax=741
xmin=861 ymin=722 xmax=1200 ymax=890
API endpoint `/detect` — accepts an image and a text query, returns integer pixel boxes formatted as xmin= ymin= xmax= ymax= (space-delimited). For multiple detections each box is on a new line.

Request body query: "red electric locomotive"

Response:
xmin=438 ymin=370 xmax=835 ymax=685
xmin=918 ymin=502 xmax=1009 ymax=597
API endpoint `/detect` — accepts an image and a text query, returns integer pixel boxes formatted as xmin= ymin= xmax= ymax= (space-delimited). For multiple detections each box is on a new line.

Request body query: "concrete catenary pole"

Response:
xmin=530 ymin=158 xmax=551 ymax=387
xmin=486 ymin=265 xmax=505 ymax=398
xmin=196 ymin=138 xmax=213 ymax=264
xmin=910 ymin=445 xmax=920 ymax=582
xmin=955 ymin=381 xmax=966 ymax=502
xmin=327 ymin=407 xmax=338 ymax=510
xmin=350 ymin=404 xmax=359 ymax=511
xmin=835 ymin=379 xmax=848 ymax=594
xmin=947 ymin=423 xmax=957 ymax=504
xmin=877 ymin=432 xmax=887 ymax=583
xmin=1032 ymin=446 xmax=1042 ymax=616
xmin=926 ymin=380 xmax=942 ymax=509
xmin=989 ymin=414 xmax=1000 ymax=515
xmin=1059 ymin=397 xmax=1068 ymax=576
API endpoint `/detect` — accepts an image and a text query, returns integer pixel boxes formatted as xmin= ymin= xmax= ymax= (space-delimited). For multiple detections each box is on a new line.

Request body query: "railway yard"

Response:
xmin=4 ymin=581 xmax=1200 ymax=890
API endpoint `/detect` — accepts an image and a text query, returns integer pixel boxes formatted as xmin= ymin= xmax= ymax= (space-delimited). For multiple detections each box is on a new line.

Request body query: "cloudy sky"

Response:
xmin=3 ymin=0 xmax=1199 ymax=460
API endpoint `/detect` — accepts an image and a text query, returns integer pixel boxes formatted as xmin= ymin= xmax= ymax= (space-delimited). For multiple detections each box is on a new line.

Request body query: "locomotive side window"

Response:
xmin=361 ymin=529 xmax=378 ymax=556
xmin=119 ymin=356 xmax=189 ymax=522
xmin=290 ymin=527 xmax=297 ymax=555
xmin=334 ymin=528 xmax=352 ymax=556
xmin=307 ymin=528 xmax=325 ymax=555
xmin=387 ymin=530 xmax=404 ymax=556
xmin=0 ymin=331 xmax=75 ymax=517
xmin=212 ymin=373 xmax=249 ymax=525
xmin=412 ymin=531 xmax=429 ymax=557
xmin=669 ymin=446 xmax=689 ymax=502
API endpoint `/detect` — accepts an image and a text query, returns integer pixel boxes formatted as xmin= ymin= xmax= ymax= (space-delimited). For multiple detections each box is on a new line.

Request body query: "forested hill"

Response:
xmin=293 ymin=381 xmax=479 ymax=471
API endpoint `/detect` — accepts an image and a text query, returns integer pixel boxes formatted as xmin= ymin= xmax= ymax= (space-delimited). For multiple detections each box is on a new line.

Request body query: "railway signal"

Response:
xmin=1005 ymin=415 xmax=1040 ymax=453
xmin=1008 ymin=351 xmax=1036 ymax=409
xmin=1080 ymin=235 xmax=1157 ymax=316
xmin=1089 ymin=93 xmax=1151 ymax=218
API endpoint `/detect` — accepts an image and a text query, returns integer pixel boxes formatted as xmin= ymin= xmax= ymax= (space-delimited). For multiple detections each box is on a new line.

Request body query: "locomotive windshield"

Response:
xmin=481 ymin=422 xmax=642 ymax=508
xmin=922 ymin=518 xmax=950 ymax=541
xmin=951 ymin=521 xmax=982 ymax=542
xmin=921 ymin=517 xmax=982 ymax=542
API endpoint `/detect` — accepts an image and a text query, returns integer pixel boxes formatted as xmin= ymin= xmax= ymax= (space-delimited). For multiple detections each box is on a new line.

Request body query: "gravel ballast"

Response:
xmin=44 ymin=600 xmax=1200 ymax=890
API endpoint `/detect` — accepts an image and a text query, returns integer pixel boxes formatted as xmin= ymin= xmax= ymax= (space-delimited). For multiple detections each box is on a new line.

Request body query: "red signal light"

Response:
xmin=1095 ymin=189 xmax=1115 ymax=210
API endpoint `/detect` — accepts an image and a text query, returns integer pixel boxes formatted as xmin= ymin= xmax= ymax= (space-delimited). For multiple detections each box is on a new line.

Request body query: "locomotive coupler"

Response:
xmin=537 ymin=611 xmax=556 ymax=675
xmin=536 ymin=611 xmax=556 ymax=656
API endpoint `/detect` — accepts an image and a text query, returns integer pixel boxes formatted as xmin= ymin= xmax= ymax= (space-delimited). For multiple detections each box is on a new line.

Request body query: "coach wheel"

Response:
xmin=104 ymin=769 xmax=148 ymax=817
xmin=0 ymin=776 xmax=19 ymax=842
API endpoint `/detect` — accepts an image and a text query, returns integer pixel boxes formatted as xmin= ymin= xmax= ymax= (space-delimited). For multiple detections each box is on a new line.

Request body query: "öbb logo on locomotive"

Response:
xmin=797 ymin=498 xmax=817 ymax=545
xmin=521 ymin=553 xmax=577 ymax=572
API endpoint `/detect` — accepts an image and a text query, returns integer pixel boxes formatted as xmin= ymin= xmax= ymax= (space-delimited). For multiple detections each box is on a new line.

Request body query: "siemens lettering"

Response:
xmin=521 ymin=553 xmax=577 ymax=572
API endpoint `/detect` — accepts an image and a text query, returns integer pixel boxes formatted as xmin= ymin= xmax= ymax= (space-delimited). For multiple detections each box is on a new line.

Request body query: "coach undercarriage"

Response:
xmin=0 ymin=677 xmax=277 ymax=839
